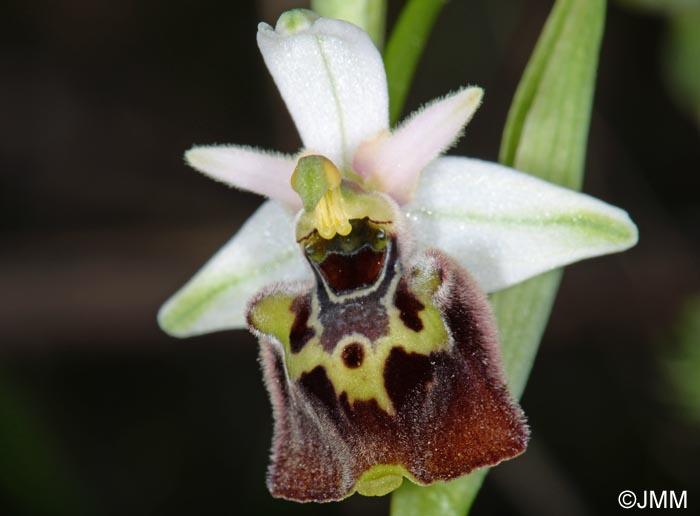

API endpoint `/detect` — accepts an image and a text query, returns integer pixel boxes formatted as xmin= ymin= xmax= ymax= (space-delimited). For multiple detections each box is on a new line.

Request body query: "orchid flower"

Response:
xmin=158 ymin=9 xmax=637 ymax=503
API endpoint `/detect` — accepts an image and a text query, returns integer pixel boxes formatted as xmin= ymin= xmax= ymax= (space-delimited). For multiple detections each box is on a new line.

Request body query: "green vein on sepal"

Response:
xmin=158 ymin=249 xmax=298 ymax=336
xmin=413 ymin=208 xmax=636 ymax=246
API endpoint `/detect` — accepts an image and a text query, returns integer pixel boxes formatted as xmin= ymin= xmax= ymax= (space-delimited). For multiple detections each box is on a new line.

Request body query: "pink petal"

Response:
xmin=354 ymin=87 xmax=483 ymax=204
xmin=185 ymin=145 xmax=300 ymax=209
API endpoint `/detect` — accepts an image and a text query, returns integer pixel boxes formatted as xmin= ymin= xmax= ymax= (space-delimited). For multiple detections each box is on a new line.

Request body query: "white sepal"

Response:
xmin=158 ymin=201 xmax=312 ymax=337
xmin=257 ymin=12 xmax=389 ymax=171
xmin=406 ymin=156 xmax=638 ymax=292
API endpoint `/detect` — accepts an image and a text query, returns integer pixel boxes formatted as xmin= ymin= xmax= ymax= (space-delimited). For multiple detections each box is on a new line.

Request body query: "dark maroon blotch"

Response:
xmin=299 ymin=366 xmax=340 ymax=422
xmin=341 ymin=343 xmax=364 ymax=368
xmin=289 ymin=295 xmax=315 ymax=353
xmin=258 ymin=248 xmax=529 ymax=503
xmin=384 ymin=346 xmax=434 ymax=412
xmin=394 ymin=279 xmax=425 ymax=332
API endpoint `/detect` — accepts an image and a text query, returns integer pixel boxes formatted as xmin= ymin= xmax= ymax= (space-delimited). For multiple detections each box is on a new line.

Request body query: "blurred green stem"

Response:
xmin=390 ymin=0 xmax=606 ymax=514
xmin=310 ymin=0 xmax=387 ymax=50
xmin=662 ymin=294 xmax=700 ymax=424
xmin=662 ymin=8 xmax=700 ymax=125
xmin=0 ymin=371 xmax=90 ymax=516
xmin=384 ymin=0 xmax=448 ymax=125
xmin=311 ymin=0 xmax=449 ymax=125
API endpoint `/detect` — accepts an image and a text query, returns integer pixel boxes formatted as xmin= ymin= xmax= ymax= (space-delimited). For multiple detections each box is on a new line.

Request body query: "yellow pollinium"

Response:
xmin=291 ymin=155 xmax=352 ymax=240
xmin=314 ymin=185 xmax=351 ymax=239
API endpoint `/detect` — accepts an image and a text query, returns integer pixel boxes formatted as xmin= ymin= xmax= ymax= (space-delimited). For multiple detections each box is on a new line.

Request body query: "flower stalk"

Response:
xmin=384 ymin=0 xmax=448 ymax=125
xmin=310 ymin=0 xmax=387 ymax=50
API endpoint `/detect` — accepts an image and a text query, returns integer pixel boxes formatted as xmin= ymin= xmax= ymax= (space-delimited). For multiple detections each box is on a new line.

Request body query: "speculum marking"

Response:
xmin=318 ymin=246 xmax=386 ymax=294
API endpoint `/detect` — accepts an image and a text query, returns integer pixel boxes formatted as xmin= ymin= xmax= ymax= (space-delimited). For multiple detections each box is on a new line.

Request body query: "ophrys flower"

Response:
xmin=159 ymin=9 xmax=637 ymax=502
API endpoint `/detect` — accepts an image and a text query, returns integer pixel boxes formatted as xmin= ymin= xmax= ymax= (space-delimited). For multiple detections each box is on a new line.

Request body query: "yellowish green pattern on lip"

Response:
xmin=251 ymin=265 xmax=448 ymax=414
xmin=253 ymin=240 xmax=529 ymax=502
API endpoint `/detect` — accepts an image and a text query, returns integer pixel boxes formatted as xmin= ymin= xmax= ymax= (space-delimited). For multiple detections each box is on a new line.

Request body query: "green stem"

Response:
xmin=310 ymin=0 xmax=388 ymax=50
xmin=384 ymin=0 xmax=448 ymax=125
xmin=390 ymin=0 xmax=606 ymax=514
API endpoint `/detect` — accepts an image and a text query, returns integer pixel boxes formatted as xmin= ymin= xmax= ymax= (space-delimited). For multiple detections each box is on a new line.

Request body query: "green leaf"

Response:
xmin=661 ymin=294 xmax=700 ymax=424
xmin=617 ymin=0 xmax=700 ymax=16
xmin=500 ymin=0 xmax=605 ymax=188
xmin=310 ymin=0 xmax=387 ymax=50
xmin=391 ymin=469 xmax=488 ymax=516
xmin=662 ymin=8 xmax=700 ymax=126
xmin=390 ymin=0 xmax=606 ymax=514
xmin=383 ymin=0 xmax=448 ymax=125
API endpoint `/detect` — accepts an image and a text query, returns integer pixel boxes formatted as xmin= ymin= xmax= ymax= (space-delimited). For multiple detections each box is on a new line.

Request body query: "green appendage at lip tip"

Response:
xmin=413 ymin=209 xmax=637 ymax=246
xmin=158 ymin=249 xmax=299 ymax=336
xmin=355 ymin=465 xmax=412 ymax=497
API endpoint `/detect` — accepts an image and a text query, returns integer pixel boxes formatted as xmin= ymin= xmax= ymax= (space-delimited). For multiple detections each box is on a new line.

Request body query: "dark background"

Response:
xmin=1 ymin=0 xmax=698 ymax=515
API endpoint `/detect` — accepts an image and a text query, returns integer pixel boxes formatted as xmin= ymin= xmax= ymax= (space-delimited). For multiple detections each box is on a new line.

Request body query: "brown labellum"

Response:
xmin=248 ymin=217 xmax=528 ymax=502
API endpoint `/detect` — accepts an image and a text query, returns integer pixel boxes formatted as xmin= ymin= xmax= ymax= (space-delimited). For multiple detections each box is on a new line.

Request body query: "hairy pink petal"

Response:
xmin=354 ymin=87 xmax=483 ymax=204
xmin=185 ymin=145 xmax=300 ymax=209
